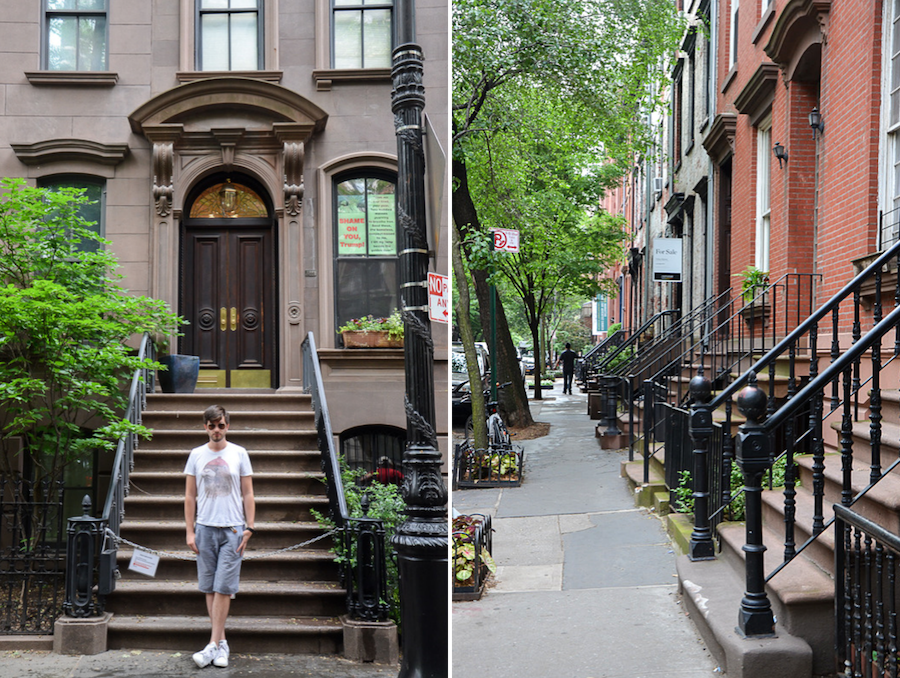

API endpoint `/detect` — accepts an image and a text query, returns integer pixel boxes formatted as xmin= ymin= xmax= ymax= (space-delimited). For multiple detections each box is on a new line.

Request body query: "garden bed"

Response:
xmin=453 ymin=513 xmax=494 ymax=601
xmin=453 ymin=442 xmax=524 ymax=489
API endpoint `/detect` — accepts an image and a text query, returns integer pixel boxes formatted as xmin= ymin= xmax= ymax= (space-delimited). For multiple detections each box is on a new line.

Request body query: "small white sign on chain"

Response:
xmin=428 ymin=272 xmax=450 ymax=324
xmin=128 ymin=549 xmax=160 ymax=578
xmin=492 ymin=228 xmax=520 ymax=253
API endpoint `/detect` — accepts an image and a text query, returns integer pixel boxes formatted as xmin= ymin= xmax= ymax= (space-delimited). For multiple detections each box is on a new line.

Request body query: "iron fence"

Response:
xmin=0 ymin=475 xmax=65 ymax=634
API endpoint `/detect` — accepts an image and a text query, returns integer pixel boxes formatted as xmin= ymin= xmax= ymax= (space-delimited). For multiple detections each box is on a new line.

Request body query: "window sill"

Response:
xmin=722 ymin=66 xmax=737 ymax=93
xmin=312 ymin=68 xmax=392 ymax=91
xmin=177 ymin=70 xmax=283 ymax=83
xmin=25 ymin=71 xmax=118 ymax=86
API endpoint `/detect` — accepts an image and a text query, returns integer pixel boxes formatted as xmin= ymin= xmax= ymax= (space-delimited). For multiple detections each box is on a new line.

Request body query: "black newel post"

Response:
xmin=65 ymin=495 xmax=98 ymax=618
xmin=688 ymin=369 xmax=715 ymax=560
xmin=603 ymin=375 xmax=622 ymax=436
xmin=735 ymin=373 xmax=776 ymax=637
xmin=390 ymin=1 xmax=449 ymax=676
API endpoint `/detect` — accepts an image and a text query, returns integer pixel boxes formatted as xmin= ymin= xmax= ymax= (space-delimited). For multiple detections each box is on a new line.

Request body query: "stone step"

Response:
xmin=760 ymin=484 xmax=836 ymax=576
xmin=122 ymin=493 xmax=328 ymax=521
xmin=677 ymin=555 xmax=813 ymax=678
xmin=128 ymin=470 xmax=324 ymax=496
xmin=143 ymin=410 xmax=315 ymax=431
xmin=116 ymin=548 xmax=339 ymax=582
xmin=795 ymin=453 xmax=900 ymax=534
xmin=146 ymin=393 xmax=313 ymax=413
xmin=141 ymin=429 xmax=319 ymax=451
xmin=106 ymin=614 xmax=342 ymax=654
xmin=717 ymin=521 xmax=833 ymax=676
xmin=120 ymin=520 xmax=332 ymax=551
xmin=105 ymin=580 xmax=345 ymax=618
xmin=131 ymin=448 xmax=322 ymax=473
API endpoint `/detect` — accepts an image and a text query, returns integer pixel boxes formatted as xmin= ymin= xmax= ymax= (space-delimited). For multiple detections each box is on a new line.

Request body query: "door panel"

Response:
xmin=183 ymin=226 xmax=274 ymax=388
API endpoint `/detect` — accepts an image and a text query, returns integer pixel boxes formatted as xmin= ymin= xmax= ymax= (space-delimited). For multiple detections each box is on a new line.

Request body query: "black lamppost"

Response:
xmin=390 ymin=1 xmax=449 ymax=676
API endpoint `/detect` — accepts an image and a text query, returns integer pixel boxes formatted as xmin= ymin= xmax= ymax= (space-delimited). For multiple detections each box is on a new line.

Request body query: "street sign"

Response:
xmin=428 ymin=272 xmax=450 ymax=324
xmin=492 ymin=228 xmax=520 ymax=253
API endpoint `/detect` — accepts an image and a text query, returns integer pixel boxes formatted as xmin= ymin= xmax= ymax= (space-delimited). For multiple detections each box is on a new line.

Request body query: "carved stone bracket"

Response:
xmin=287 ymin=301 xmax=302 ymax=325
xmin=152 ymin=142 xmax=174 ymax=217
xmin=283 ymin=142 xmax=305 ymax=217
xmin=212 ymin=128 xmax=245 ymax=170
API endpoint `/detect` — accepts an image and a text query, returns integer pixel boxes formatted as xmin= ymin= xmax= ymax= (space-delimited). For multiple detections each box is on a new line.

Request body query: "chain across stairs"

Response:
xmin=105 ymin=527 xmax=338 ymax=562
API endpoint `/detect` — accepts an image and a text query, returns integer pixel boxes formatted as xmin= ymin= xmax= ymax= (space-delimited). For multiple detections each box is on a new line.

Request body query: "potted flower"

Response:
xmin=338 ymin=309 xmax=404 ymax=348
xmin=735 ymin=267 xmax=770 ymax=335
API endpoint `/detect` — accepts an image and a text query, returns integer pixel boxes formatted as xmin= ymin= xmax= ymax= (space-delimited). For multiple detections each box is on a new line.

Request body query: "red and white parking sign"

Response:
xmin=492 ymin=228 xmax=520 ymax=253
xmin=428 ymin=272 xmax=450 ymax=324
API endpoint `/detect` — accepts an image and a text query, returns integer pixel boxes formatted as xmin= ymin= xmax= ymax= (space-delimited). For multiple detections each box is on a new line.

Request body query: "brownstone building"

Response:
xmin=0 ymin=0 xmax=449 ymax=456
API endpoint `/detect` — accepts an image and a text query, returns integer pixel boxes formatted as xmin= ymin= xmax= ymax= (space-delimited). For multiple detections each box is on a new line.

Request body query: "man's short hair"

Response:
xmin=565 ymin=343 xmax=571 ymax=349
xmin=203 ymin=404 xmax=229 ymax=425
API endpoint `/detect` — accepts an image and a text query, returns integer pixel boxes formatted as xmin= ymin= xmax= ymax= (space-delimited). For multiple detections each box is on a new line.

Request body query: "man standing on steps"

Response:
xmin=184 ymin=404 xmax=255 ymax=669
xmin=558 ymin=342 xmax=578 ymax=395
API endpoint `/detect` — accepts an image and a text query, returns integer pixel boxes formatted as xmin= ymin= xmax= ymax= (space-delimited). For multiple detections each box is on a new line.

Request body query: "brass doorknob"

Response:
xmin=230 ymin=307 xmax=238 ymax=332
xmin=220 ymin=307 xmax=227 ymax=332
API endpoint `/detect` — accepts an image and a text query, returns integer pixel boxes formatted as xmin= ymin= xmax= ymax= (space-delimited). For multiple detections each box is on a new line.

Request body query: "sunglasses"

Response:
xmin=206 ymin=422 xmax=227 ymax=430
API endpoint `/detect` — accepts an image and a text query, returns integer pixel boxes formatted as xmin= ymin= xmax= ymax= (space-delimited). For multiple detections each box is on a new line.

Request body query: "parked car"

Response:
xmin=452 ymin=342 xmax=490 ymax=426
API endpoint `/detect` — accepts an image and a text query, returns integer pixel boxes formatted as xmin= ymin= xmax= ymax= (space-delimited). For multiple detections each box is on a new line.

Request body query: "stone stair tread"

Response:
xmin=121 ymin=519 xmax=323 ymax=530
xmin=129 ymin=470 xmax=324 ymax=479
xmin=117 ymin=548 xmax=334 ymax=561
xmin=108 ymin=614 xmax=341 ymax=634
xmin=123 ymin=494 xmax=328 ymax=504
xmin=111 ymin=580 xmax=342 ymax=594
xmin=717 ymin=521 xmax=833 ymax=606
xmin=838 ymin=420 xmax=900 ymax=452
xmin=760 ymin=484 xmax=836 ymax=558
xmin=146 ymin=428 xmax=318 ymax=435
xmin=796 ymin=453 xmax=900 ymax=512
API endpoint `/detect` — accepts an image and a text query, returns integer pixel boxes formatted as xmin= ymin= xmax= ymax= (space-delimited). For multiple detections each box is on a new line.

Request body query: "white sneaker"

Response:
xmin=193 ymin=642 xmax=218 ymax=668
xmin=213 ymin=640 xmax=229 ymax=668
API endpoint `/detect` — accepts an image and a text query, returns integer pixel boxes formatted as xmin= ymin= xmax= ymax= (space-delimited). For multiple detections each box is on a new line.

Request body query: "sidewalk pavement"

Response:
xmin=0 ymin=648 xmax=397 ymax=677
xmin=452 ymin=386 xmax=721 ymax=678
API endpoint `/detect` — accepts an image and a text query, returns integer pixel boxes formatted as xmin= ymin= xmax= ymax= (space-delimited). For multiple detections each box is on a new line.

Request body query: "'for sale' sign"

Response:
xmin=428 ymin=272 xmax=450 ymax=324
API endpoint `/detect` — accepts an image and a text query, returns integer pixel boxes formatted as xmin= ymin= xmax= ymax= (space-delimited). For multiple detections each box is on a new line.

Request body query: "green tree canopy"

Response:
xmin=0 ymin=178 xmax=181 ymax=487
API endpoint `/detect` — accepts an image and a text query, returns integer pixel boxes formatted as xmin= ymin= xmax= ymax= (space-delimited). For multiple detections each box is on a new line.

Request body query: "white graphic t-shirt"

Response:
xmin=184 ymin=441 xmax=253 ymax=528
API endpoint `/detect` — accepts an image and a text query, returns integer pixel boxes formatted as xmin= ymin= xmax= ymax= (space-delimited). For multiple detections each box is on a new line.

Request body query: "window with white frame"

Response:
xmin=332 ymin=0 xmax=393 ymax=69
xmin=755 ymin=120 xmax=771 ymax=272
xmin=883 ymin=0 xmax=900 ymax=248
xmin=197 ymin=0 xmax=262 ymax=71
xmin=44 ymin=0 xmax=108 ymax=71
xmin=729 ymin=0 xmax=739 ymax=70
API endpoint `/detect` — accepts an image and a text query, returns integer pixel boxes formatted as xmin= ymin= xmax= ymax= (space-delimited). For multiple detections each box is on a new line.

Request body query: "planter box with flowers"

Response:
xmin=453 ymin=513 xmax=495 ymax=601
xmin=453 ymin=441 xmax=524 ymax=488
xmin=338 ymin=310 xmax=404 ymax=348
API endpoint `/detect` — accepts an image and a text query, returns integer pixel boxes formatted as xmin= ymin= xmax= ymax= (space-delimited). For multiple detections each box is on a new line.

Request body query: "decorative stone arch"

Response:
xmin=764 ymin=0 xmax=830 ymax=82
xmin=316 ymin=152 xmax=399 ymax=348
xmin=128 ymin=76 xmax=329 ymax=391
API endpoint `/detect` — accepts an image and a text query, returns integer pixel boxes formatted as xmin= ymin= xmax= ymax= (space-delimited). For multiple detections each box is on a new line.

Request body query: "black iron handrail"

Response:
xmin=301 ymin=331 xmax=389 ymax=622
xmin=65 ymin=332 xmax=156 ymax=617
xmin=578 ymin=328 xmax=625 ymax=379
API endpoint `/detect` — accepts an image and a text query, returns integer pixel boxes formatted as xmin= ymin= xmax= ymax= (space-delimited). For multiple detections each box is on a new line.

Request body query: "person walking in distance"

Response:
xmin=559 ymin=343 xmax=578 ymax=395
xmin=184 ymin=405 xmax=255 ymax=669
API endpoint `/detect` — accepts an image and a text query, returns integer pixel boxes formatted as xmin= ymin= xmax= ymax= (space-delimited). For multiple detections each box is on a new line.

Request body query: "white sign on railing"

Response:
xmin=652 ymin=238 xmax=683 ymax=282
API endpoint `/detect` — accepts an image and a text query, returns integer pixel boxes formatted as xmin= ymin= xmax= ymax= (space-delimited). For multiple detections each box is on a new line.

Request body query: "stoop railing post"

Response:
xmin=688 ymin=368 xmax=715 ymax=560
xmin=735 ymin=373 xmax=776 ymax=637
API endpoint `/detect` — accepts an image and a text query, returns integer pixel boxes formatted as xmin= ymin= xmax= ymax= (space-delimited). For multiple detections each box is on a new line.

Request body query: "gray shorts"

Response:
xmin=195 ymin=524 xmax=244 ymax=596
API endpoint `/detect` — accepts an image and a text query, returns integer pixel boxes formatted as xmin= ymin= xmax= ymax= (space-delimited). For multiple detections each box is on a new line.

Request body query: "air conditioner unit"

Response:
xmin=653 ymin=177 xmax=663 ymax=194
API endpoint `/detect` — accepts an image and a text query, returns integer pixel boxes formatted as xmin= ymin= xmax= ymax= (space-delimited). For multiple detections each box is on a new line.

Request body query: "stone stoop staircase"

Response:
xmin=105 ymin=392 xmax=345 ymax=654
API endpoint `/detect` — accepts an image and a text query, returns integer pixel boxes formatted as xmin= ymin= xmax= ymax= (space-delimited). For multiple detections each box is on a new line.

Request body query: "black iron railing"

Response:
xmin=65 ymin=332 xmax=156 ymax=618
xmin=1 ymin=476 xmax=65 ymax=633
xmin=834 ymin=503 xmax=900 ymax=678
xmin=301 ymin=332 xmax=390 ymax=622
xmin=688 ymin=239 xmax=900 ymax=637
xmin=576 ymin=328 xmax=625 ymax=382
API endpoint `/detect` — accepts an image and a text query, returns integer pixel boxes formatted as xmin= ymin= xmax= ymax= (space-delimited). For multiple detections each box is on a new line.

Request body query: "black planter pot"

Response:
xmin=158 ymin=354 xmax=200 ymax=393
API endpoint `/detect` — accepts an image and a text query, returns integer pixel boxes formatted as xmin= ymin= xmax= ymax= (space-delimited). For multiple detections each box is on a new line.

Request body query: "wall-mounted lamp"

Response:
xmin=808 ymin=107 xmax=824 ymax=139
xmin=773 ymin=142 xmax=788 ymax=169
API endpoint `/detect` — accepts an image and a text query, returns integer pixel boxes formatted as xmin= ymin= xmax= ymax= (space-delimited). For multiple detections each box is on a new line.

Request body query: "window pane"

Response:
xmin=201 ymin=0 xmax=229 ymax=8
xmin=365 ymin=0 xmax=393 ymax=5
xmin=363 ymin=9 xmax=391 ymax=68
xmin=230 ymin=0 xmax=258 ymax=8
xmin=334 ymin=0 xmax=358 ymax=6
xmin=334 ymin=11 xmax=362 ymax=68
xmin=77 ymin=17 xmax=106 ymax=70
xmin=230 ymin=13 xmax=258 ymax=70
xmin=201 ymin=14 xmax=229 ymax=70
xmin=48 ymin=16 xmax=78 ymax=70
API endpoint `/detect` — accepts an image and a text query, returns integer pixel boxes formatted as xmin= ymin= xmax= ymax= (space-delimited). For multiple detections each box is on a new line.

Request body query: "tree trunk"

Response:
xmin=453 ymin=156 xmax=534 ymax=428
xmin=452 ymin=234 xmax=488 ymax=451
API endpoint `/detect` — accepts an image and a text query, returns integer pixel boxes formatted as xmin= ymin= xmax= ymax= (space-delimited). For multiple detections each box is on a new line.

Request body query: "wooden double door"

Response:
xmin=182 ymin=222 xmax=276 ymax=388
